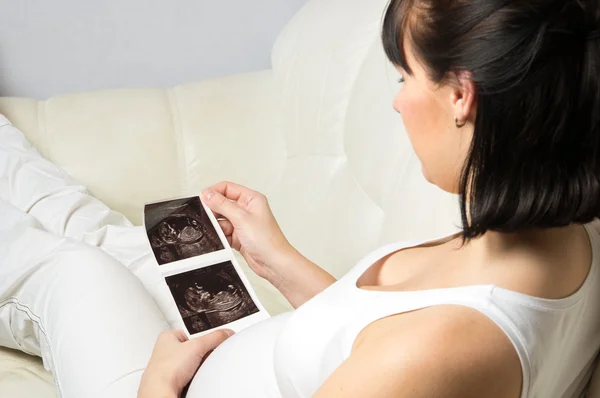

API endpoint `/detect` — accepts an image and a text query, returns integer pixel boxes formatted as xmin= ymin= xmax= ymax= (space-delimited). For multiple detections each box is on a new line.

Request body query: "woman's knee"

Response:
xmin=26 ymin=242 xmax=160 ymax=322
xmin=29 ymin=240 xmax=168 ymax=343
xmin=17 ymin=242 xmax=169 ymax=398
xmin=45 ymin=241 xmax=138 ymax=288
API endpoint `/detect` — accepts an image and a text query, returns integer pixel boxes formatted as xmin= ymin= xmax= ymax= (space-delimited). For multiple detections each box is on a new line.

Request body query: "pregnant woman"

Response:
xmin=2 ymin=0 xmax=600 ymax=397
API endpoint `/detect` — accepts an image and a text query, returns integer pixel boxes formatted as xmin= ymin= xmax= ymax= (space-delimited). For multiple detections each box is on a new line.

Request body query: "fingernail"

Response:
xmin=203 ymin=189 xmax=214 ymax=200
xmin=224 ymin=329 xmax=235 ymax=337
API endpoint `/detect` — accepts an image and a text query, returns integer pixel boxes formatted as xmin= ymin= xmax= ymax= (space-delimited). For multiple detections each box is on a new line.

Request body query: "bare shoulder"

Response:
xmin=315 ymin=305 xmax=522 ymax=398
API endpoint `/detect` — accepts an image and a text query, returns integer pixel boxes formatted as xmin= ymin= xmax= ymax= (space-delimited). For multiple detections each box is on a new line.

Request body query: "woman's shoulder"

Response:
xmin=347 ymin=304 xmax=523 ymax=398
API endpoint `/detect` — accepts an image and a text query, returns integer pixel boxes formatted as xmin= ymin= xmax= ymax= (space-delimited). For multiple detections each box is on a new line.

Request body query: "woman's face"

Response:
xmin=392 ymin=42 xmax=476 ymax=194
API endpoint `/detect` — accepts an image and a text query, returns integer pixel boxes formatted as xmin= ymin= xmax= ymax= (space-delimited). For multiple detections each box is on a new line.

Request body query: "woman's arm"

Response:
xmin=202 ymin=182 xmax=336 ymax=308
xmin=314 ymin=305 xmax=522 ymax=398
xmin=262 ymin=246 xmax=337 ymax=308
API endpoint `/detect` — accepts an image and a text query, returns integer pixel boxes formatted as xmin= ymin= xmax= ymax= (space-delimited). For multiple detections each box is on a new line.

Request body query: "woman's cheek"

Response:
xmin=400 ymin=107 xmax=438 ymax=183
xmin=394 ymin=90 xmax=416 ymax=134
xmin=396 ymin=95 xmax=424 ymax=155
xmin=394 ymin=87 xmax=434 ymax=171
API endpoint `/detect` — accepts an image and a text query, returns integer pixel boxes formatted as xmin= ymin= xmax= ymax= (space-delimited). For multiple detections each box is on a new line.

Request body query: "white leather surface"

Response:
xmin=0 ymin=0 xmax=596 ymax=396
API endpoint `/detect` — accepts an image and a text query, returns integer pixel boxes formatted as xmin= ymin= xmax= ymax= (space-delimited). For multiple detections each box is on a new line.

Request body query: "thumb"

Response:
xmin=202 ymin=190 xmax=246 ymax=223
xmin=188 ymin=329 xmax=235 ymax=356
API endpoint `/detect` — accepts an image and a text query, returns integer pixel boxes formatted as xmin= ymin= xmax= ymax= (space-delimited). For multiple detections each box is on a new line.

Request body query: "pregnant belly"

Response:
xmin=186 ymin=311 xmax=293 ymax=398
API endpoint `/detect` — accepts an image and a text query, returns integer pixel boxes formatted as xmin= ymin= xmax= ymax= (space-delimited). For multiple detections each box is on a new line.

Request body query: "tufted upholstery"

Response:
xmin=0 ymin=0 xmax=597 ymax=396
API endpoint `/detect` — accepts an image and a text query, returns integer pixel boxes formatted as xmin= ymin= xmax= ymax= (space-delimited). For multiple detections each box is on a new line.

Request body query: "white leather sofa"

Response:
xmin=0 ymin=0 xmax=598 ymax=396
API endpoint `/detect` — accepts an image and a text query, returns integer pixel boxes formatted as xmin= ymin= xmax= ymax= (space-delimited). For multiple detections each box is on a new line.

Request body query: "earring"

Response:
xmin=455 ymin=116 xmax=466 ymax=128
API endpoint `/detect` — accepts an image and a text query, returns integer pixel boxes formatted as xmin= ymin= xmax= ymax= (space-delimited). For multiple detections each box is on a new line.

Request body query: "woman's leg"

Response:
xmin=0 ymin=201 xmax=170 ymax=398
xmin=0 ymin=115 xmax=132 ymax=240
xmin=0 ymin=116 xmax=181 ymax=325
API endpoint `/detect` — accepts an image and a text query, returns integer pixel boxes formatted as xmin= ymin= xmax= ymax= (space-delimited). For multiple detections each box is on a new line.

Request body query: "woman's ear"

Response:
xmin=450 ymin=71 xmax=477 ymax=126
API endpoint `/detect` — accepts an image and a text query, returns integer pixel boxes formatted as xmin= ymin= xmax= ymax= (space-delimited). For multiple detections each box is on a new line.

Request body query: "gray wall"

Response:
xmin=0 ymin=0 xmax=308 ymax=99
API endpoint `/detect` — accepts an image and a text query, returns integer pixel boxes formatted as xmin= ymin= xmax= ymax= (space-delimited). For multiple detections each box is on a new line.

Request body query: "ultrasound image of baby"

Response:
xmin=145 ymin=197 xmax=225 ymax=265
xmin=165 ymin=261 xmax=260 ymax=334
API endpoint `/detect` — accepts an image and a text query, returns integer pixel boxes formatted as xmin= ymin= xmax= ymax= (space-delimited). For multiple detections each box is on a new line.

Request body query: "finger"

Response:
xmin=231 ymin=233 xmax=242 ymax=251
xmin=208 ymin=181 xmax=266 ymax=212
xmin=202 ymin=190 xmax=247 ymax=223
xmin=188 ymin=329 xmax=234 ymax=356
xmin=208 ymin=181 xmax=256 ymax=204
xmin=211 ymin=210 xmax=230 ymax=221
xmin=217 ymin=219 xmax=234 ymax=236
xmin=172 ymin=330 xmax=189 ymax=343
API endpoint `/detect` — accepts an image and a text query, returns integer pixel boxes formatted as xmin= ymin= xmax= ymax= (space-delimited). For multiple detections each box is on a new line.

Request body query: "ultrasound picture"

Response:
xmin=165 ymin=261 xmax=260 ymax=334
xmin=145 ymin=197 xmax=225 ymax=265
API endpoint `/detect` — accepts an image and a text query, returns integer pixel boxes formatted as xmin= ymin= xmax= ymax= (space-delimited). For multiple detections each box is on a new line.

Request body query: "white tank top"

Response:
xmin=188 ymin=223 xmax=600 ymax=398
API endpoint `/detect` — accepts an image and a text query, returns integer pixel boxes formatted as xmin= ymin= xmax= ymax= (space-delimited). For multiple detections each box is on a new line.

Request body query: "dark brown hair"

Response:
xmin=382 ymin=0 xmax=600 ymax=241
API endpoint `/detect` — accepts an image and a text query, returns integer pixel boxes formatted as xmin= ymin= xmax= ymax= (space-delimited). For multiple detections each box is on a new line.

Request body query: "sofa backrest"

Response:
xmin=266 ymin=0 xmax=460 ymax=276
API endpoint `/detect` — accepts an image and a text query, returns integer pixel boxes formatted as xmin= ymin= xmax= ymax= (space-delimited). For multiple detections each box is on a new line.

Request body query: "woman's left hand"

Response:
xmin=138 ymin=329 xmax=235 ymax=398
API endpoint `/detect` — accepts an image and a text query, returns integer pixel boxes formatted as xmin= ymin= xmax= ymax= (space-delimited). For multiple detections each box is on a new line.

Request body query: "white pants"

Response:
xmin=0 ymin=116 xmax=181 ymax=398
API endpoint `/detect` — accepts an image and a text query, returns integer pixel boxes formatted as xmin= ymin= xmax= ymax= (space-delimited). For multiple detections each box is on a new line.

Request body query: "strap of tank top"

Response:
xmin=345 ymin=230 xmax=461 ymax=285
xmin=343 ymin=240 xmax=414 ymax=283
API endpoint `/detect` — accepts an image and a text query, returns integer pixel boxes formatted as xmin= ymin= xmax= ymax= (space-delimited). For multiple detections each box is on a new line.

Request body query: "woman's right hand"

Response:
xmin=201 ymin=181 xmax=296 ymax=281
xmin=138 ymin=329 xmax=234 ymax=398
